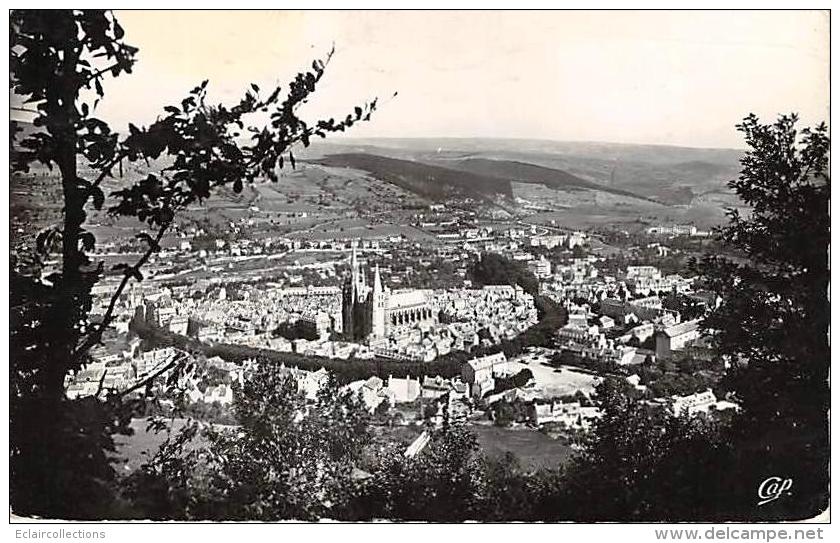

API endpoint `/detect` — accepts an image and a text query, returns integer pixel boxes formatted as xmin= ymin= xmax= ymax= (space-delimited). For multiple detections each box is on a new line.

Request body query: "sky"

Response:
xmin=20 ymin=10 xmax=832 ymax=149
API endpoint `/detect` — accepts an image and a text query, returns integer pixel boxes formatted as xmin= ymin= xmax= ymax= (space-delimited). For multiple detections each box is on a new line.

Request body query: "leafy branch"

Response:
xmin=117 ymin=351 xmax=191 ymax=400
xmin=71 ymin=224 xmax=168 ymax=363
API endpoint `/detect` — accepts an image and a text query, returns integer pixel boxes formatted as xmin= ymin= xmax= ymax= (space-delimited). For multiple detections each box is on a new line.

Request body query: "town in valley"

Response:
xmin=13 ymin=137 xmax=745 ymax=467
xmin=9 ymin=9 xmax=828 ymax=523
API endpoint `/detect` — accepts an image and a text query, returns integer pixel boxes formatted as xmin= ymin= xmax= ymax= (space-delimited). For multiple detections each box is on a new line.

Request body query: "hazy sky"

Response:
xmin=40 ymin=10 xmax=836 ymax=148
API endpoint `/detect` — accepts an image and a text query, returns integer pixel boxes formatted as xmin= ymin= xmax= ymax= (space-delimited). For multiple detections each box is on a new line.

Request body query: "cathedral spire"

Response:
xmin=373 ymin=264 xmax=382 ymax=293
xmin=371 ymin=263 xmax=386 ymax=339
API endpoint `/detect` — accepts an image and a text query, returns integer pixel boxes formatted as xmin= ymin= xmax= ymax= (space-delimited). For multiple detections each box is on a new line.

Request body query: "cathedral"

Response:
xmin=342 ymin=248 xmax=436 ymax=342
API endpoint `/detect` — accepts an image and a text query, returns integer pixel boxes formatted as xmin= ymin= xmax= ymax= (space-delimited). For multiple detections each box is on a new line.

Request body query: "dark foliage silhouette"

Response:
xmin=694 ymin=114 xmax=830 ymax=519
xmin=10 ymin=9 xmax=375 ymax=518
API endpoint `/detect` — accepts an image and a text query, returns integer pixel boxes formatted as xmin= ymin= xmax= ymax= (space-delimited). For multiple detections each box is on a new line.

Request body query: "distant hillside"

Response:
xmin=302 ymin=138 xmax=743 ymax=206
xmin=304 ymin=137 xmax=744 ymax=166
xmin=307 ymin=153 xmax=513 ymax=201
xmin=438 ymin=158 xmax=659 ymax=203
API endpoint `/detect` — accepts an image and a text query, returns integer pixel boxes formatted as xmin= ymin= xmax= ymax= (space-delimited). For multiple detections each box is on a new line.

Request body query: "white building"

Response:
xmin=656 ymin=319 xmax=702 ymax=359
xmin=203 ymin=384 xmax=234 ymax=405
xmin=527 ymin=256 xmax=552 ymax=279
xmin=461 ymin=352 xmax=510 ymax=399
xmin=387 ymin=374 xmax=421 ymax=403
xmin=670 ymin=389 xmax=716 ymax=417
xmin=530 ymin=401 xmax=602 ymax=430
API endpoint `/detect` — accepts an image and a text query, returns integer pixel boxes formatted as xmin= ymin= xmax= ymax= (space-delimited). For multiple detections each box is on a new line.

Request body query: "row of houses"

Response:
xmin=530 ymin=401 xmax=603 ymax=430
xmin=666 ymin=389 xmax=740 ymax=417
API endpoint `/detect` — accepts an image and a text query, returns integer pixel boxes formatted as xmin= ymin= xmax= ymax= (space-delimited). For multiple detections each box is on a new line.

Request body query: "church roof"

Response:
xmin=662 ymin=319 xmax=700 ymax=338
xmin=386 ymin=290 xmax=429 ymax=310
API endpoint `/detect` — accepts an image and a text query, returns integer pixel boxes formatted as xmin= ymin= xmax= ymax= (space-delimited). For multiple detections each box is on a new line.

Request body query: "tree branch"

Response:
xmin=91 ymin=149 xmax=130 ymax=189
xmin=117 ymin=351 xmax=189 ymax=399
xmin=83 ymin=62 xmax=123 ymax=84
xmin=94 ymin=368 xmax=108 ymax=397
xmin=11 ymin=106 xmax=41 ymax=115
xmin=71 ymin=223 xmax=169 ymax=363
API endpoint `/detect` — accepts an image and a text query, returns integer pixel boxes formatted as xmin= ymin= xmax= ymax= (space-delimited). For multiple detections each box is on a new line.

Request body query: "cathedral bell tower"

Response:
xmin=342 ymin=247 xmax=360 ymax=339
xmin=371 ymin=264 xmax=387 ymax=338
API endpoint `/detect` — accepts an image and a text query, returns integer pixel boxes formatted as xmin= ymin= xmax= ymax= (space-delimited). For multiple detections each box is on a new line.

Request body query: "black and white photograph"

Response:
xmin=6 ymin=4 xmax=832 ymax=530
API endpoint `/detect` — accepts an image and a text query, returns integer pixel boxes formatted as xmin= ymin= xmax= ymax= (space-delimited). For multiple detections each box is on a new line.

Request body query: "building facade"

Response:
xmin=655 ymin=319 xmax=702 ymax=359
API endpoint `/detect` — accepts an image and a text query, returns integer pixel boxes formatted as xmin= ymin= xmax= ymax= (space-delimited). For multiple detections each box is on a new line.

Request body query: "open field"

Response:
xmin=111 ymin=418 xmax=206 ymax=474
xmin=288 ymin=221 xmax=438 ymax=243
xmin=512 ymin=180 xmax=665 ymax=215
xmin=472 ymin=425 xmax=574 ymax=470
xmin=511 ymin=359 xmax=603 ymax=398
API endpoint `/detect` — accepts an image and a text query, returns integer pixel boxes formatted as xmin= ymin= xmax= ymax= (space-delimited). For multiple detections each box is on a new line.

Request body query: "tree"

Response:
xmin=126 ymin=366 xmax=372 ymax=520
xmin=350 ymin=424 xmax=485 ymax=521
xmin=473 ymin=452 xmax=545 ymax=521
xmin=558 ymin=114 xmax=830 ymax=524
xmin=695 ymin=113 xmax=830 ymax=519
xmin=10 ymin=9 xmax=376 ymax=518
xmin=469 ymin=252 xmax=539 ymax=295
xmin=560 ymin=378 xmax=728 ymax=521
xmin=492 ymin=401 xmax=517 ymax=427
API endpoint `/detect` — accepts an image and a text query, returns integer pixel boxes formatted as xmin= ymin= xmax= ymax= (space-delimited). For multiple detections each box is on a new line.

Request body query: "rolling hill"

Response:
xmin=306 ymin=153 xmax=514 ymax=201
xmin=302 ymin=138 xmax=743 ymax=207
xmin=306 ymin=152 xmax=660 ymax=210
xmin=438 ymin=158 xmax=659 ymax=203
